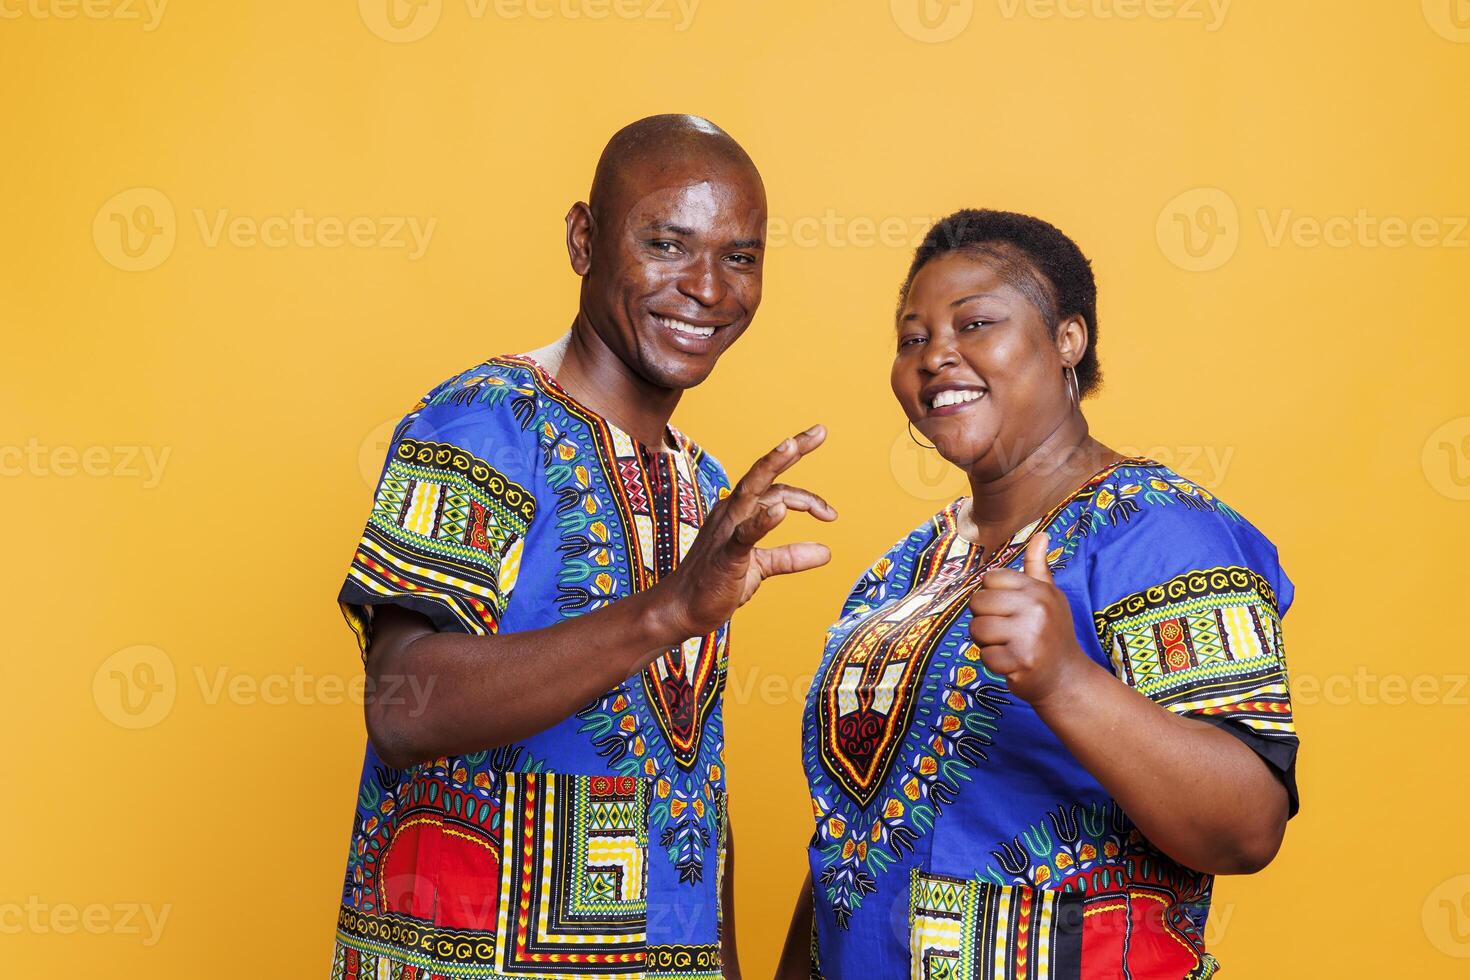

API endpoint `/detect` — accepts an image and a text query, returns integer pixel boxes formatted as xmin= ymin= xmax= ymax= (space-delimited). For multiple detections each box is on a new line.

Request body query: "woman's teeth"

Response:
xmin=654 ymin=314 xmax=716 ymax=339
xmin=929 ymin=389 xmax=985 ymax=409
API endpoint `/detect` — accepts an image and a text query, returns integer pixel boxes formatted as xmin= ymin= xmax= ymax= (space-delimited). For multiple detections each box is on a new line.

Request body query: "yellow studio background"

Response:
xmin=2 ymin=2 xmax=1467 ymax=976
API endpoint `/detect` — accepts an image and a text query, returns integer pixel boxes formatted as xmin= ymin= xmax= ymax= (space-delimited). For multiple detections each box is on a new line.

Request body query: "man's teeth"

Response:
xmin=654 ymin=315 xmax=716 ymax=339
xmin=930 ymin=389 xmax=985 ymax=409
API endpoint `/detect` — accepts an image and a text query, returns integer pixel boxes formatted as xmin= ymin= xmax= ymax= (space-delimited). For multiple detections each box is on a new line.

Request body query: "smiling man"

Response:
xmin=329 ymin=115 xmax=835 ymax=980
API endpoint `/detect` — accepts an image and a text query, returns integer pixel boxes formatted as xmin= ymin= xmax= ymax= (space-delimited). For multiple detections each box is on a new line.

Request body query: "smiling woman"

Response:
xmin=778 ymin=210 xmax=1300 ymax=980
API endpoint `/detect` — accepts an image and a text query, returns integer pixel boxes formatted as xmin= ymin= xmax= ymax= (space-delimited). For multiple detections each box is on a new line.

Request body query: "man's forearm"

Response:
xmin=366 ymin=582 xmax=692 ymax=766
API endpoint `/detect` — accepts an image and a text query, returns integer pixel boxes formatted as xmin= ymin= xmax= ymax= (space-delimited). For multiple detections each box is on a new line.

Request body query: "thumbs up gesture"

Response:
xmin=967 ymin=532 xmax=1089 ymax=707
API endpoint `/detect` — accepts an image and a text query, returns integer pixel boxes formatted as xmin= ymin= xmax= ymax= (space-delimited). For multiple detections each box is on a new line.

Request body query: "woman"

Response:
xmin=778 ymin=210 xmax=1298 ymax=979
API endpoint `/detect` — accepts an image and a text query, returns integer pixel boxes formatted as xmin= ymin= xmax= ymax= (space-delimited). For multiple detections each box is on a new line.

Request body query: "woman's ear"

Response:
xmin=1057 ymin=315 xmax=1089 ymax=368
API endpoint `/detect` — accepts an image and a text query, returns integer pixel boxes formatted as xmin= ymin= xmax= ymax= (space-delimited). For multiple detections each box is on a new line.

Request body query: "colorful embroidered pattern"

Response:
xmin=497 ymin=774 xmax=649 ymax=976
xmin=806 ymin=464 xmax=1153 ymax=928
xmin=909 ymin=870 xmax=1082 ymax=980
xmin=803 ymin=459 xmax=1297 ymax=978
xmin=335 ymin=355 xmax=730 ymax=978
xmin=345 ymin=437 xmax=535 ymax=643
xmin=1094 ymin=566 xmax=1293 ymax=741
xmin=645 ymin=944 xmax=721 ymax=978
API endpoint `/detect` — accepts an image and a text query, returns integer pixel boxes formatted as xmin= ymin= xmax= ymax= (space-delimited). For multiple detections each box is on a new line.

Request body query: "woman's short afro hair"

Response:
xmin=898 ymin=209 xmax=1102 ymax=397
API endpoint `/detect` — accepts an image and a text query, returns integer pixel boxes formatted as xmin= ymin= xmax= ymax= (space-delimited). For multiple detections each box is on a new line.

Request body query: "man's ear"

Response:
xmin=565 ymin=201 xmax=594 ymax=276
xmin=1057 ymin=315 xmax=1089 ymax=368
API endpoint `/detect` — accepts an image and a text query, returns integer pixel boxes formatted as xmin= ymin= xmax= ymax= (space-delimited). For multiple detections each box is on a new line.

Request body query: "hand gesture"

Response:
xmin=967 ymin=532 xmax=1088 ymax=706
xmin=661 ymin=425 xmax=837 ymax=639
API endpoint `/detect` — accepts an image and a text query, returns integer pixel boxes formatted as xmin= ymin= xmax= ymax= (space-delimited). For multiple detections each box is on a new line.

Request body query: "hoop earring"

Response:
xmin=907 ymin=420 xmax=936 ymax=450
xmin=1066 ymin=365 xmax=1081 ymax=408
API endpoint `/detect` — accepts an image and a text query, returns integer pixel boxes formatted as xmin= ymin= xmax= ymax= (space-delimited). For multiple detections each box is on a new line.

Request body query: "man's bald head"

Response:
xmin=565 ymin=114 xmax=767 ymax=394
xmin=589 ymin=114 xmax=763 ymax=224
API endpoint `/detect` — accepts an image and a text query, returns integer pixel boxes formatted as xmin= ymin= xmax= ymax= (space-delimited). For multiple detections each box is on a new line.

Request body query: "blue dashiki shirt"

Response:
xmin=332 ymin=354 xmax=732 ymax=980
xmin=802 ymin=458 xmax=1298 ymax=980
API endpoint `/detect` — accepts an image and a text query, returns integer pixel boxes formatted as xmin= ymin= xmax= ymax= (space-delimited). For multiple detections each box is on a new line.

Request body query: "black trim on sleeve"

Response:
xmin=1199 ymin=714 xmax=1300 ymax=818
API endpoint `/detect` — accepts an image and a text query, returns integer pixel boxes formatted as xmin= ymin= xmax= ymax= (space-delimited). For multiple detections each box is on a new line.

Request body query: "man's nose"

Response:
xmin=676 ymin=252 xmax=726 ymax=308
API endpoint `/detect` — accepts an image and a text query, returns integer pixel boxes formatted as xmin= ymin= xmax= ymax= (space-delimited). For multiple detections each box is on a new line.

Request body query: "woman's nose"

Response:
xmin=922 ymin=338 xmax=960 ymax=373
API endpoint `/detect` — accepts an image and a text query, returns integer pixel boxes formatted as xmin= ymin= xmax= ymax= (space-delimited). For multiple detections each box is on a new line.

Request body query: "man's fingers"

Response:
xmin=731 ymin=501 xmax=786 ymax=551
xmin=729 ymin=425 xmax=827 ymax=517
xmin=761 ymin=484 xmax=838 ymax=522
xmin=754 ymin=541 xmax=832 ymax=578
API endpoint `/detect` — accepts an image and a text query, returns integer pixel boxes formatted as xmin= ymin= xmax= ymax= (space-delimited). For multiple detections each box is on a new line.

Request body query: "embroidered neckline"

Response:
xmin=940 ymin=455 xmax=1159 ymax=577
xmin=498 ymin=352 xmax=694 ymax=459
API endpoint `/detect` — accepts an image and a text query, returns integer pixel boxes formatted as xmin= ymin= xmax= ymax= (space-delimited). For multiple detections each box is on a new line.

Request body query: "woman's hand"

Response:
xmin=967 ymin=532 xmax=1092 ymax=706
xmin=655 ymin=425 xmax=837 ymax=640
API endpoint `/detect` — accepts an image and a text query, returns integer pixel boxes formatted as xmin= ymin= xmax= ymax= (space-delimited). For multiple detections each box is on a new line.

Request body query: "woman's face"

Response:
xmin=891 ymin=250 xmax=1077 ymax=476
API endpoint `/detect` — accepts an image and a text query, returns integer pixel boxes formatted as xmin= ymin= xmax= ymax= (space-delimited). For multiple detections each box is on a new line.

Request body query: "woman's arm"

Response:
xmin=969 ymin=534 xmax=1288 ymax=875
xmin=722 ymin=819 xmax=741 ymax=979
xmin=1029 ymin=658 xmax=1286 ymax=873
xmin=774 ymin=872 xmax=814 ymax=980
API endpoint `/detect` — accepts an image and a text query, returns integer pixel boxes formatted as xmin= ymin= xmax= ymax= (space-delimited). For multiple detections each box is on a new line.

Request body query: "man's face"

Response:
xmin=579 ymin=162 xmax=766 ymax=390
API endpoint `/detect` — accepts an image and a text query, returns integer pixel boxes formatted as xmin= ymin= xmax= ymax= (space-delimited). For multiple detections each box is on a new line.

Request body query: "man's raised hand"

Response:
xmin=658 ymin=425 xmax=836 ymax=640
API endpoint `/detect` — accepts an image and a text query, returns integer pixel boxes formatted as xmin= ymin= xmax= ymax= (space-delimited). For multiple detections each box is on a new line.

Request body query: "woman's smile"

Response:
xmin=922 ymin=382 xmax=989 ymax=417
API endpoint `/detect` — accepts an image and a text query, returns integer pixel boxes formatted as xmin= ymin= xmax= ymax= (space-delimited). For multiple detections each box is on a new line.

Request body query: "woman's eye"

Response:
xmin=898 ymin=335 xmax=924 ymax=348
xmin=961 ymin=319 xmax=991 ymax=332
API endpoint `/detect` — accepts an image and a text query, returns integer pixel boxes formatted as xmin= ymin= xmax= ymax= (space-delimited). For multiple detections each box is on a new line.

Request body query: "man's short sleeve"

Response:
xmin=339 ymin=384 xmax=539 ymax=660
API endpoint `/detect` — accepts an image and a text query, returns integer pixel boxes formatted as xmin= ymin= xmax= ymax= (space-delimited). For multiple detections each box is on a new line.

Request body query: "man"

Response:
xmin=330 ymin=114 xmax=835 ymax=980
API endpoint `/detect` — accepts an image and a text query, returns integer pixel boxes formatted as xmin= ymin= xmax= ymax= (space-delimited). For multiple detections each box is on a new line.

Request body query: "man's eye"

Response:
xmin=727 ymin=253 xmax=756 ymax=265
xmin=649 ymin=240 xmax=681 ymax=254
